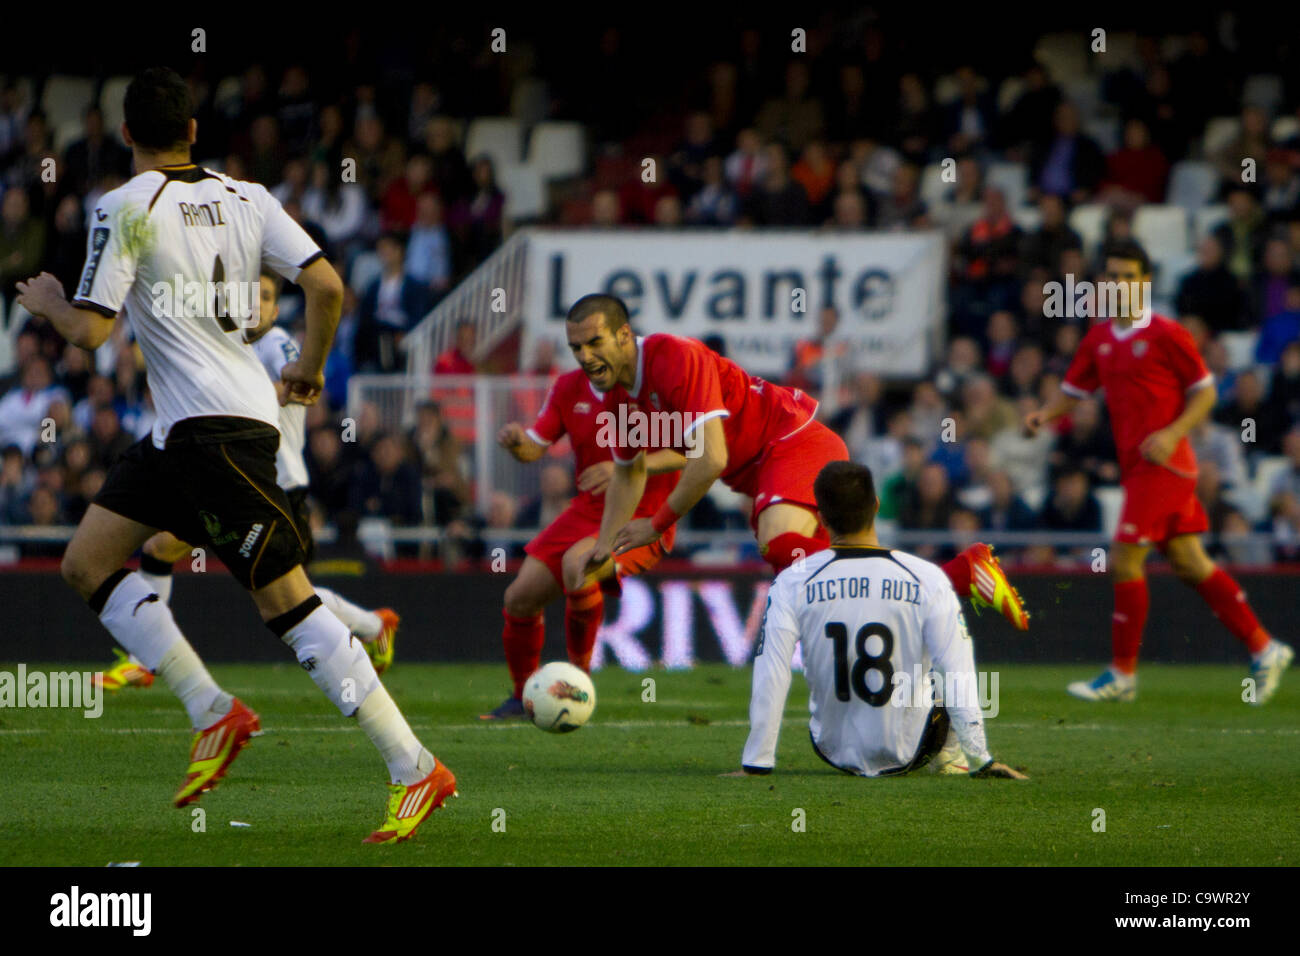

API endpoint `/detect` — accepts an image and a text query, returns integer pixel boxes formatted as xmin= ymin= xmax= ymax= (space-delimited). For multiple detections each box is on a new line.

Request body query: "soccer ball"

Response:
xmin=522 ymin=662 xmax=596 ymax=733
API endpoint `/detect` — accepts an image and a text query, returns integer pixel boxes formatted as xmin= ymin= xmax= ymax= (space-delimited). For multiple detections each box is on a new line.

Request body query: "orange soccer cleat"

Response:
xmin=366 ymin=608 xmax=400 ymax=676
xmin=961 ymin=543 xmax=1030 ymax=631
xmin=363 ymin=760 xmax=458 ymax=844
xmin=173 ymin=698 xmax=261 ymax=808
xmin=94 ymin=648 xmax=155 ymax=692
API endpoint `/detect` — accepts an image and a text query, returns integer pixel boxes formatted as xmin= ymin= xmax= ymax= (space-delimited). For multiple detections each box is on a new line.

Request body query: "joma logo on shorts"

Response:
xmin=238 ymin=523 xmax=265 ymax=558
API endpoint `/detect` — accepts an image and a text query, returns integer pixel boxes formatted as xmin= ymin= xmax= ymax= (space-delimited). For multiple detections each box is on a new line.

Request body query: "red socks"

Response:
xmin=502 ymin=609 xmax=545 ymax=699
xmin=762 ymin=530 xmax=828 ymax=573
xmin=565 ymin=583 xmax=604 ymax=672
xmin=1111 ymin=579 xmax=1150 ymax=675
xmin=941 ymin=554 xmax=972 ymax=596
xmin=1195 ymin=567 xmax=1270 ymax=655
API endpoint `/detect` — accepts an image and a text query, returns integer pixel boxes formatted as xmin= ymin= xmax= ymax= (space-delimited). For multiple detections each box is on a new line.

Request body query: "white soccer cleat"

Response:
xmin=1067 ymin=667 xmax=1137 ymax=702
xmin=930 ymin=728 xmax=969 ymax=775
xmin=1249 ymin=641 xmax=1294 ymax=706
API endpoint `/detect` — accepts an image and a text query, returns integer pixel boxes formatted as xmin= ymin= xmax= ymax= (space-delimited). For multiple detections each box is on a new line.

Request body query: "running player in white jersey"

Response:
xmin=16 ymin=68 xmax=453 ymax=843
xmin=732 ymin=461 xmax=1026 ymax=779
xmin=97 ymin=268 xmax=399 ymax=691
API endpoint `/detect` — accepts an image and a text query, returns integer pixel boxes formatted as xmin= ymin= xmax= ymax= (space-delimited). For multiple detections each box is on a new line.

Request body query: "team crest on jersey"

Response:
xmin=1099 ymin=343 xmax=1112 ymax=355
xmin=573 ymin=402 xmax=590 ymax=414
xmin=1133 ymin=340 xmax=1148 ymax=356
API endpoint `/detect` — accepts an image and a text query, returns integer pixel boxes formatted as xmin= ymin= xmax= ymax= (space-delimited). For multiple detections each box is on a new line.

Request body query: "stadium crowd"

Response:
xmin=2 ymin=17 xmax=1300 ymax=564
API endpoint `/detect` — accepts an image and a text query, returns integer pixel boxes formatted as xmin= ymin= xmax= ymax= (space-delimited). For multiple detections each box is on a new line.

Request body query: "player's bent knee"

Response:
xmin=503 ymin=581 xmax=542 ymax=618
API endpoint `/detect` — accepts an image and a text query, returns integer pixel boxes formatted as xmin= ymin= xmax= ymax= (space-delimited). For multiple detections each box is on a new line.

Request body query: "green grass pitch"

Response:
xmin=1 ymin=662 xmax=1296 ymax=866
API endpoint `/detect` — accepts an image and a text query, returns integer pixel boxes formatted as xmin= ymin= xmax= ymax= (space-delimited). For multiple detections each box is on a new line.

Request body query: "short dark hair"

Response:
xmin=123 ymin=67 xmax=193 ymax=151
xmin=813 ymin=461 xmax=878 ymax=536
xmin=259 ymin=265 xmax=282 ymax=292
xmin=1102 ymin=238 xmax=1152 ymax=276
xmin=566 ymin=293 xmax=629 ymax=333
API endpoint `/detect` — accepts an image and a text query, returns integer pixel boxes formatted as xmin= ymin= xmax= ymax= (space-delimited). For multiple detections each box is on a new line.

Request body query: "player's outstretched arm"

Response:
xmin=16 ymin=273 xmax=115 ymax=349
xmin=1024 ymin=390 xmax=1079 ymax=434
xmin=731 ymin=579 xmax=800 ymax=776
xmin=281 ymin=259 xmax=343 ymax=406
xmin=585 ymin=453 xmax=648 ymax=573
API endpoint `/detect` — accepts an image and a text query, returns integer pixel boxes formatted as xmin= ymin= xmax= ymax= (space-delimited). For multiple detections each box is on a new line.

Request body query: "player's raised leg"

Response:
xmin=1068 ymin=540 xmax=1146 ymax=701
xmin=941 ymin=543 xmax=1030 ymax=631
xmin=756 ymin=502 xmax=829 ymax=573
xmin=63 ymin=506 xmax=256 ymax=804
xmin=482 ymin=556 xmax=563 ymax=720
xmin=1165 ymin=534 xmax=1293 ymax=704
xmin=314 ymin=586 xmax=399 ymax=675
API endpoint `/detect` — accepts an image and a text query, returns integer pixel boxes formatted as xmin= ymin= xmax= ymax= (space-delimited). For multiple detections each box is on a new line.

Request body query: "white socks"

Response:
xmin=137 ymin=568 xmax=174 ymax=605
xmin=277 ymin=603 xmax=379 ymax=715
xmin=314 ymin=586 xmax=383 ymax=640
xmin=95 ymin=571 xmax=229 ymax=729
xmin=355 ymin=683 xmax=434 ymax=785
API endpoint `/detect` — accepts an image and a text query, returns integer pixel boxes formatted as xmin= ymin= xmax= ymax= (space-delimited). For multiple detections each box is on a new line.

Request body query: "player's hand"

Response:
xmin=15 ymin=272 xmax=67 ymax=318
xmin=1022 ymin=408 xmax=1047 ymax=435
xmin=612 ymin=518 xmax=659 ymax=555
xmin=497 ymin=422 xmax=527 ymax=450
xmin=1139 ymin=427 xmax=1178 ymax=466
xmin=971 ymin=760 xmax=1029 ymax=780
xmin=577 ymin=461 xmax=614 ymax=495
xmin=279 ymin=360 xmax=324 ymax=406
xmin=582 ymin=541 xmax=614 ymax=577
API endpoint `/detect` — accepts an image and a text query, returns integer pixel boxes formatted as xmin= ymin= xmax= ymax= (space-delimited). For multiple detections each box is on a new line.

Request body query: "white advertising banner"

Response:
xmin=521 ymin=229 xmax=946 ymax=378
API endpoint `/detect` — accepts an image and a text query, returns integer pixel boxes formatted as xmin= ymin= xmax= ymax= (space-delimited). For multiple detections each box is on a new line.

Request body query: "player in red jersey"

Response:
xmin=480 ymin=367 xmax=687 ymax=719
xmin=1027 ymin=239 xmax=1293 ymax=703
xmin=567 ymin=293 xmax=1029 ymax=630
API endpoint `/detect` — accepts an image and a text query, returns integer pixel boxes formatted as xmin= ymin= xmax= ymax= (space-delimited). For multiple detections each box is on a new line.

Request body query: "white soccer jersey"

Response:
xmin=72 ymin=164 xmax=323 ymax=449
xmin=742 ymin=545 xmax=993 ymax=777
xmin=252 ymin=326 xmax=310 ymax=490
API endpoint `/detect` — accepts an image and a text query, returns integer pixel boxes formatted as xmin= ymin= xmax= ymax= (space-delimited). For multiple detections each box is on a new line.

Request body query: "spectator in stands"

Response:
xmin=1176 ymin=235 xmax=1246 ymax=333
xmin=788 ymin=305 xmax=847 ymax=394
xmin=434 ymin=319 xmax=477 ymax=375
xmin=934 ymin=335 xmax=983 ymax=400
xmin=459 ymin=154 xmax=505 ymax=265
xmin=19 ymin=485 xmax=65 ymax=557
xmin=873 ymin=161 xmax=928 ymax=231
xmin=354 ymin=233 xmax=430 ymax=373
xmin=87 ymin=403 xmax=133 ymax=472
xmin=906 ymin=380 xmax=947 ymax=449
xmin=346 ymin=113 xmax=406 ymax=206
xmin=1050 ymin=397 xmax=1119 ymax=485
xmin=63 ymin=105 xmax=130 ymax=197
xmin=1255 ymin=279 xmax=1300 ymax=364
xmin=652 ymin=194 xmax=684 ymax=226
xmin=827 ymin=370 xmax=885 ymax=461
xmin=742 ymin=143 xmax=810 ymax=226
xmin=306 ymin=425 xmax=353 ymax=518
xmin=405 ymin=193 xmax=452 ymax=297
xmin=984 ymin=310 xmax=1020 ymax=379
xmin=962 ymin=374 xmax=1017 ymax=441
xmin=1020 ymin=192 xmax=1082 ymax=274
xmin=791 ymin=140 xmax=836 ymax=220
xmin=1046 ymin=322 xmax=1083 ymax=379
xmin=301 ymin=160 xmax=368 ymax=253
xmin=45 ymin=194 xmax=89 ymax=293
xmin=590 ymin=189 xmax=623 ymax=227
xmin=1189 ymin=418 xmax=1249 ymax=492
xmin=1213 ymin=105 xmax=1271 ymax=190
xmin=0 ymin=444 xmax=32 ymax=524
xmin=1215 ymin=368 xmax=1286 ymax=454
xmin=1002 ymin=63 xmax=1061 ymax=157
xmin=1268 ymin=427 xmax=1300 ymax=560
xmin=991 ymin=395 xmax=1054 ymax=493
xmin=942 ymin=66 xmax=997 ymax=157
xmin=381 ymin=152 xmax=435 ymax=233
xmin=901 ymin=461 xmax=954 ymax=560
xmin=954 ymin=185 xmax=1021 ymax=284
xmin=685 ymin=155 xmax=739 ymax=226
xmin=860 ymin=407 xmax=911 ymax=491
xmin=408 ymin=400 xmax=469 ymax=526
xmin=1262 ymin=150 xmax=1300 ymax=219
xmin=929 ymin=153 xmax=983 ymax=240
xmin=1265 ymin=340 xmax=1300 ymax=433
xmin=241 ymin=115 xmax=286 ymax=191
xmin=981 ymin=469 xmax=1039 ymax=536
xmin=668 ymin=111 xmax=719 ymax=202
xmin=1004 ymin=343 xmax=1045 ymax=400
xmin=1030 ymin=101 xmax=1105 ymax=204
xmin=1252 ymin=237 xmax=1299 ymax=326
xmin=1100 ymin=118 xmax=1169 ymax=205
xmin=828 ymin=187 xmax=869 ymax=229
xmin=0 ymin=186 xmax=44 ymax=298
xmin=2 ymin=111 xmax=51 ymax=200
xmin=348 ymin=432 xmax=423 ymax=527
xmin=724 ymin=128 xmax=767 ymax=200
xmin=1219 ymin=508 xmax=1272 ymax=566
xmin=1214 ymin=185 xmax=1267 ymax=286
xmin=895 ymin=73 xmax=937 ymax=164
xmin=0 ymin=358 xmax=64 ymax=458
xmin=516 ymin=462 xmax=573 ymax=529
xmin=755 ymin=60 xmax=824 ymax=154
xmin=1039 ymin=467 xmax=1102 ymax=556
xmin=619 ymin=153 xmax=677 ymax=225
xmin=878 ymin=435 xmax=926 ymax=521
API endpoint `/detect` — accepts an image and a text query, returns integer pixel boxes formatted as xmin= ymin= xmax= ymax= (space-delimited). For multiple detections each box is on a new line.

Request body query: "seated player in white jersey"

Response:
xmin=731 ymin=460 xmax=1026 ymax=779
xmin=16 ymin=68 xmax=452 ymax=843
xmin=97 ymin=268 xmax=400 ymax=691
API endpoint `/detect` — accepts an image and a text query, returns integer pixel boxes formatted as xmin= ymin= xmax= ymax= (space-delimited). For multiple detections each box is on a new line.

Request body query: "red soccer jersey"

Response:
xmin=527 ymin=368 xmax=678 ymax=516
xmin=598 ymin=334 xmax=818 ymax=486
xmin=1061 ymin=314 xmax=1214 ymax=478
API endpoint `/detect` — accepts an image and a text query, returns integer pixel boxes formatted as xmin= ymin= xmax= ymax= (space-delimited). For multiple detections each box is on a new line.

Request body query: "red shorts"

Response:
xmin=524 ymin=499 xmax=674 ymax=590
xmin=724 ymin=419 xmax=849 ymax=532
xmin=1116 ymin=465 xmax=1208 ymax=547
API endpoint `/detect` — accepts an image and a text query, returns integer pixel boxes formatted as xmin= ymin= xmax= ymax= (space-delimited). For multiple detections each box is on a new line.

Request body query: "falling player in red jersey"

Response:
xmin=480 ymin=367 xmax=687 ymax=719
xmin=1027 ymin=239 xmax=1293 ymax=703
xmin=567 ymin=293 xmax=1029 ymax=631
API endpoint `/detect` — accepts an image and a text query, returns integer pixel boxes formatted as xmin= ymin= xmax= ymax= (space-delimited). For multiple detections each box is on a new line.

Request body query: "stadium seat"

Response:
xmin=1083 ymin=116 xmax=1120 ymax=153
xmin=348 ymin=250 xmax=382 ymax=294
xmin=1020 ymin=483 xmax=1047 ymax=513
xmin=99 ymin=75 xmax=132 ymax=144
xmin=54 ymin=119 xmax=84 ymax=154
xmin=1201 ymin=116 xmax=1240 ymax=158
xmin=1034 ymin=32 xmax=1089 ymax=83
xmin=1251 ymin=456 xmax=1290 ymax=518
xmin=1242 ymin=74 xmax=1284 ymax=113
xmin=1011 ymin=206 xmax=1042 ymax=232
xmin=40 ymin=75 xmax=94 ymax=129
xmin=498 ymin=163 xmax=547 ymax=222
xmin=1192 ymin=204 xmax=1229 ymax=243
xmin=1218 ymin=330 xmax=1260 ymax=371
xmin=1095 ymin=485 xmax=1124 ymax=539
xmin=1271 ymin=115 xmax=1300 ymax=144
xmin=1153 ymin=249 xmax=1196 ymax=301
xmin=985 ymin=161 xmax=1028 ymax=209
xmin=1133 ymin=204 xmax=1190 ymax=260
xmin=1068 ymin=203 xmax=1108 ymax=255
xmin=510 ymin=76 xmax=550 ymax=130
xmin=465 ymin=117 xmax=524 ymax=171
xmin=919 ymin=161 xmax=949 ymax=208
xmin=525 ymin=121 xmax=586 ymax=181
xmin=1166 ymin=160 xmax=1219 ymax=212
